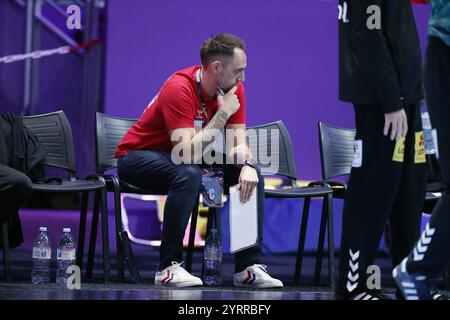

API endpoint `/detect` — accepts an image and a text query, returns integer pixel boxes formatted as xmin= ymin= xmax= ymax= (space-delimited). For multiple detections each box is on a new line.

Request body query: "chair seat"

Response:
xmin=118 ymin=180 xmax=167 ymax=195
xmin=331 ymin=186 xmax=346 ymax=199
xmin=425 ymin=191 xmax=442 ymax=201
xmin=265 ymin=185 xmax=332 ymax=198
xmin=32 ymin=179 xmax=105 ymax=192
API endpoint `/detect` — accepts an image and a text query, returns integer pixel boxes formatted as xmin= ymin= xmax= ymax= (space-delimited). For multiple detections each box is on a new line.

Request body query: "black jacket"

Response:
xmin=0 ymin=113 xmax=46 ymax=248
xmin=338 ymin=0 xmax=423 ymax=112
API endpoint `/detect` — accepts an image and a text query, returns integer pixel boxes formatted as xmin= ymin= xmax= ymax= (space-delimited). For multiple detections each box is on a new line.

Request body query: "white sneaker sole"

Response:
xmin=233 ymin=281 xmax=283 ymax=289
xmin=155 ymin=280 xmax=203 ymax=288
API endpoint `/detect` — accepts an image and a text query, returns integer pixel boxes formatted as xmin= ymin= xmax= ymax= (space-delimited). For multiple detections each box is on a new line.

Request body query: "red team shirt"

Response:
xmin=116 ymin=66 xmax=246 ymax=158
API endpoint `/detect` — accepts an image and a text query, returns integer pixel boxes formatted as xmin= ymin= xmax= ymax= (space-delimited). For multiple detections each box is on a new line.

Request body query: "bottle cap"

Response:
xmin=63 ymin=227 xmax=71 ymax=233
xmin=39 ymin=226 xmax=47 ymax=232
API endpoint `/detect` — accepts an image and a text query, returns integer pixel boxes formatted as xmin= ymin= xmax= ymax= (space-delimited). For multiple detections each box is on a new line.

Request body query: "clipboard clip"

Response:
xmin=231 ymin=183 xmax=241 ymax=191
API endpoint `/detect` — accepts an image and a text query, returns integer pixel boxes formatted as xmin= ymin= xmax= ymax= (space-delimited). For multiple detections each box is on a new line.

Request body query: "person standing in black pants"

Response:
xmin=393 ymin=0 xmax=450 ymax=300
xmin=337 ymin=0 xmax=427 ymax=299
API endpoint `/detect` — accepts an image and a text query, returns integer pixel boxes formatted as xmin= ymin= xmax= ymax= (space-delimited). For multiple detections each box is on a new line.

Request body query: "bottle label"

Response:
xmin=57 ymin=248 xmax=76 ymax=261
xmin=32 ymin=247 xmax=51 ymax=259
xmin=204 ymin=247 xmax=222 ymax=260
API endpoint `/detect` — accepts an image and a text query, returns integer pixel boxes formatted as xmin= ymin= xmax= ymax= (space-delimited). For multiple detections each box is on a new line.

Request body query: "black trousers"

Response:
xmin=0 ymin=164 xmax=32 ymax=224
xmin=337 ymin=102 xmax=427 ymax=296
xmin=117 ymin=150 xmax=264 ymax=272
xmin=406 ymin=37 xmax=450 ymax=277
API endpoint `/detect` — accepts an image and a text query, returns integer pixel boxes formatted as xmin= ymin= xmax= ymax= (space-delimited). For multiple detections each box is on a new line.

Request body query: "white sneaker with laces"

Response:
xmin=233 ymin=264 xmax=283 ymax=288
xmin=155 ymin=261 xmax=203 ymax=287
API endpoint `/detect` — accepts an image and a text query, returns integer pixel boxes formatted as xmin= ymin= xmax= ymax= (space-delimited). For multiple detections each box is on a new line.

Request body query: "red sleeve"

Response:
xmin=227 ymin=81 xmax=246 ymax=125
xmin=159 ymin=81 xmax=195 ymax=130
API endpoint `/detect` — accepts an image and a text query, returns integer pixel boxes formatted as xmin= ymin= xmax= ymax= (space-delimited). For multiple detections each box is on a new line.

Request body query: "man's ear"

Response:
xmin=211 ymin=60 xmax=222 ymax=74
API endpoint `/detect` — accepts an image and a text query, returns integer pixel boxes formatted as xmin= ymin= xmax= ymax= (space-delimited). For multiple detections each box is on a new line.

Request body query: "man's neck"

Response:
xmin=200 ymin=68 xmax=218 ymax=99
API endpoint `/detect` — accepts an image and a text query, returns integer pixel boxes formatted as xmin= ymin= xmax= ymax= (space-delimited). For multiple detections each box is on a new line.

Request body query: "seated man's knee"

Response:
xmin=179 ymin=165 xmax=202 ymax=186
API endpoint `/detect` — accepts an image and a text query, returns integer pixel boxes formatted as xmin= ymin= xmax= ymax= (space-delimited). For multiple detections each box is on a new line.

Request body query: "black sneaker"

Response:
xmin=351 ymin=290 xmax=391 ymax=300
xmin=393 ymin=258 xmax=435 ymax=300
xmin=431 ymin=289 xmax=450 ymax=300
xmin=336 ymin=289 xmax=392 ymax=300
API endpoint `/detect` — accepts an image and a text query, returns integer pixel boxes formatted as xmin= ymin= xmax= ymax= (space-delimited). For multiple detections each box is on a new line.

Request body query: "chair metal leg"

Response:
xmin=86 ymin=191 xmax=100 ymax=279
xmin=326 ymin=194 xmax=336 ymax=288
xmin=111 ymin=179 xmax=124 ymax=282
xmin=294 ymin=197 xmax=311 ymax=284
xmin=110 ymin=176 xmax=144 ymax=282
xmin=100 ymin=186 xmax=111 ymax=283
xmin=2 ymin=222 xmax=11 ymax=282
xmin=314 ymin=196 xmax=328 ymax=284
xmin=186 ymin=198 xmax=200 ymax=273
xmin=120 ymin=231 xmax=141 ymax=284
xmin=76 ymin=192 xmax=89 ymax=272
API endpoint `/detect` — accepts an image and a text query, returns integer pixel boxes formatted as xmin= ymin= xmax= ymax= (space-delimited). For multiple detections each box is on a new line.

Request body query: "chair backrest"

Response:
xmin=22 ymin=111 xmax=77 ymax=175
xmin=247 ymin=121 xmax=298 ymax=182
xmin=95 ymin=115 xmax=297 ymax=179
xmin=95 ymin=112 xmax=137 ymax=173
xmin=318 ymin=122 xmax=356 ymax=180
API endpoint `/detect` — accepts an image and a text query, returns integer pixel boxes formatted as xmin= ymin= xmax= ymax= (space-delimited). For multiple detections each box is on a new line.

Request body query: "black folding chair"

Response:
xmin=318 ymin=122 xmax=442 ymax=204
xmin=93 ymin=112 xmax=218 ymax=282
xmin=1 ymin=222 xmax=11 ymax=282
xmin=92 ymin=113 xmax=139 ymax=283
xmin=318 ymin=122 xmax=355 ymax=195
xmin=246 ymin=121 xmax=335 ymax=286
xmin=22 ymin=111 xmax=110 ymax=283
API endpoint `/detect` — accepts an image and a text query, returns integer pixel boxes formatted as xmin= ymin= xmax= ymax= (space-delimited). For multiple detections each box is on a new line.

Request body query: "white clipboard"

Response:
xmin=229 ymin=184 xmax=258 ymax=253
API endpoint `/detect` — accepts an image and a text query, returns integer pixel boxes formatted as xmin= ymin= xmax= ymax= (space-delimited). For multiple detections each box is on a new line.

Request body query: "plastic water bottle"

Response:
xmin=422 ymin=110 xmax=437 ymax=155
xmin=203 ymin=229 xmax=222 ymax=286
xmin=31 ymin=226 xmax=52 ymax=285
xmin=56 ymin=228 xmax=76 ymax=287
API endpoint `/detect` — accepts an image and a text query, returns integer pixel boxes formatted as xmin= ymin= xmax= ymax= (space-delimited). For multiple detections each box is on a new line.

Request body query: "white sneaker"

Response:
xmin=155 ymin=261 xmax=203 ymax=287
xmin=233 ymin=264 xmax=283 ymax=288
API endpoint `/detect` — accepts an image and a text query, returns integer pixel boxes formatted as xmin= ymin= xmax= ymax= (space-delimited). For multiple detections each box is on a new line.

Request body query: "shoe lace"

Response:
xmin=251 ymin=264 xmax=269 ymax=275
xmin=170 ymin=261 xmax=189 ymax=275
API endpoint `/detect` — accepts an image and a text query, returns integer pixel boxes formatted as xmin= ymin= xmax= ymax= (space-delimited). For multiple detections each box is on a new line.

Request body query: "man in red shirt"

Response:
xmin=116 ymin=33 xmax=283 ymax=288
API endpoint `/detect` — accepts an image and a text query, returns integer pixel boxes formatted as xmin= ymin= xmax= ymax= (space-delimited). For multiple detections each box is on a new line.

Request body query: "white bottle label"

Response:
xmin=33 ymin=247 xmax=51 ymax=259
xmin=352 ymin=140 xmax=363 ymax=168
xmin=57 ymin=248 xmax=76 ymax=261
